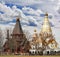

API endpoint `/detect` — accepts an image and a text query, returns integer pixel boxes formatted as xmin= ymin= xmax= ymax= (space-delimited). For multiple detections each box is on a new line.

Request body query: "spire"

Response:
xmin=32 ymin=29 xmax=38 ymax=42
xmin=12 ymin=17 xmax=23 ymax=35
xmin=16 ymin=17 xmax=20 ymax=21
xmin=45 ymin=12 xmax=48 ymax=16
xmin=34 ymin=29 xmax=37 ymax=32
xmin=40 ymin=13 xmax=52 ymax=35
xmin=33 ymin=29 xmax=37 ymax=38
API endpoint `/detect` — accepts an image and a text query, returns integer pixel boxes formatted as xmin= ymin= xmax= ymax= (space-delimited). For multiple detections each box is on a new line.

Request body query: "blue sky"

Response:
xmin=0 ymin=0 xmax=60 ymax=46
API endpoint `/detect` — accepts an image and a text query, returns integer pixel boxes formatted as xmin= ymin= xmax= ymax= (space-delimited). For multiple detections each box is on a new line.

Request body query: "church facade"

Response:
xmin=3 ymin=18 xmax=30 ymax=54
xmin=29 ymin=13 xmax=58 ymax=55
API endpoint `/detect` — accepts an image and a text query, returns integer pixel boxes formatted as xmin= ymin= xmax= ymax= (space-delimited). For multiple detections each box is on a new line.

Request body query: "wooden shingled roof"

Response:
xmin=12 ymin=18 xmax=23 ymax=35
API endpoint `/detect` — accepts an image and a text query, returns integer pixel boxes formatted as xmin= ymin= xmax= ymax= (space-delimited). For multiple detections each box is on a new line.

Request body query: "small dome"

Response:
xmin=33 ymin=29 xmax=38 ymax=38
xmin=34 ymin=29 xmax=37 ymax=32
xmin=45 ymin=12 xmax=48 ymax=16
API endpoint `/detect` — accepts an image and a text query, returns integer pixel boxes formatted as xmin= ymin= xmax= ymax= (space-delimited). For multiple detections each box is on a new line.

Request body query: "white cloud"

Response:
xmin=0 ymin=0 xmax=60 ymax=46
xmin=0 ymin=3 xmax=26 ymax=21
xmin=0 ymin=3 xmax=42 ymax=27
xmin=0 ymin=3 xmax=14 ymax=21
xmin=22 ymin=7 xmax=43 ymax=16
xmin=0 ymin=2 xmax=60 ymax=28
xmin=0 ymin=3 xmax=12 ymax=14
xmin=0 ymin=0 xmax=43 ymax=6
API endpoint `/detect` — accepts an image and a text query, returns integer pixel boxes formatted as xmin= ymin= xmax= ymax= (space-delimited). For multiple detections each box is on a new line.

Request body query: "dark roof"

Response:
xmin=12 ymin=18 xmax=23 ymax=35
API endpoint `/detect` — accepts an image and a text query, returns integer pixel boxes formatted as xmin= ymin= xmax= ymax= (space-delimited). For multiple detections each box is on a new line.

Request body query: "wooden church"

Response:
xmin=3 ymin=18 xmax=30 ymax=54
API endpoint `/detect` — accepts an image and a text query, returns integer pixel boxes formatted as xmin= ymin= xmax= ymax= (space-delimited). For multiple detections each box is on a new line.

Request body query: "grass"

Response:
xmin=0 ymin=55 xmax=60 ymax=57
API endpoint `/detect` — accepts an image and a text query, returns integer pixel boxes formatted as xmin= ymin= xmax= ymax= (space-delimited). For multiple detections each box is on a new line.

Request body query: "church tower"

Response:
xmin=40 ymin=13 xmax=57 ymax=50
xmin=40 ymin=13 xmax=52 ymax=37
xmin=11 ymin=17 xmax=30 ymax=53
xmin=12 ymin=18 xmax=23 ymax=35
xmin=4 ymin=17 xmax=30 ymax=54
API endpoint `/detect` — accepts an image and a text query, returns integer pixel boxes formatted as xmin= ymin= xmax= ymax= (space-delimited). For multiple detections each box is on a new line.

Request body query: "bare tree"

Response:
xmin=23 ymin=30 xmax=32 ymax=41
xmin=0 ymin=28 xmax=3 ymax=51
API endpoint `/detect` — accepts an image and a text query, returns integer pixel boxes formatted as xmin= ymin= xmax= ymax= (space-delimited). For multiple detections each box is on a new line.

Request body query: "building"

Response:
xmin=29 ymin=13 xmax=58 ymax=55
xmin=40 ymin=13 xmax=57 ymax=50
xmin=3 ymin=18 xmax=30 ymax=54
xmin=3 ymin=13 xmax=59 ymax=55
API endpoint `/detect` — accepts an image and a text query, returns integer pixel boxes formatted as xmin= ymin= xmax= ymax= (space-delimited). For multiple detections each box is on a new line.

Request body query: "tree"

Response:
xmin=23 ymin=30 xmax=32 ymax=41
xmin=0 ymin=28 xmax=3 ymax=51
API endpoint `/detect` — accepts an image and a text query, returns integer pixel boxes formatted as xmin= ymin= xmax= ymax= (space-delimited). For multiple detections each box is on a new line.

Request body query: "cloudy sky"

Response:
xmin=0 ymin=0 xmax=60 ymax=46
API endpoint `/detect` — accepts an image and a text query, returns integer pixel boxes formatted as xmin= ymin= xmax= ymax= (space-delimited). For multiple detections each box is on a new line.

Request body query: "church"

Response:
xmin=29 ymin=13 xmax=58 ymax=55
xmin=3 ymin=13 xmax=59 ymax=55
xmin=3 ymin=18 xmax=31 ymax=54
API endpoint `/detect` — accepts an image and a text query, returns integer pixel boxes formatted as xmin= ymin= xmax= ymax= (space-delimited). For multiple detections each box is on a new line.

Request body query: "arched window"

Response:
xmin=47 ymin=51 xmax=49 ymax=55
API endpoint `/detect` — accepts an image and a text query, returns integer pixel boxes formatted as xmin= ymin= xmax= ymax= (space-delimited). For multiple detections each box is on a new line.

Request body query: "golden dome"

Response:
xmin=45 ymin=12 xmax=48 ymax=16
xmin=34 ymin=29 xmax=37 ymax=32
xmin=33 ymin=30 xmax=37 ymax=38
